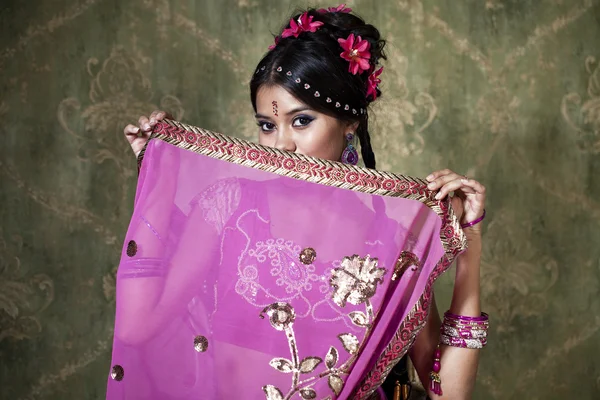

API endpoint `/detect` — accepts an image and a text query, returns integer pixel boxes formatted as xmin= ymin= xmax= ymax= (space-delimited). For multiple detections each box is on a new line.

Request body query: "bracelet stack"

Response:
xmin=429 ymin=311 xmax=489 ymax=396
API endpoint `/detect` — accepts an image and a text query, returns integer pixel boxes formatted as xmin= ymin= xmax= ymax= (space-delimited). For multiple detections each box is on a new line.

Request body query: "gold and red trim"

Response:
xmin=138 ymin=119 xmax=468 ymax=398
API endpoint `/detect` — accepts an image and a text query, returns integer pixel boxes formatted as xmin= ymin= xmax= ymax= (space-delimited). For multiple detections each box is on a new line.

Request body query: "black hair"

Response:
xmin=250 ymin=7 xmax=386 ymax=169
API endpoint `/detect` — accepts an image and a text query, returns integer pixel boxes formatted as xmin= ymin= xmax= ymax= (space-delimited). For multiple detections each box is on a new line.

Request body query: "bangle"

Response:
xmin=439 ymin=333 xmax=487 ymax=349
xmin=442 ymin=324 xmax=488 ymax=339
xmin=428 ymin=311 xmax=490 ymax=396
xmin=460 ymin=209 xmax=486 ymax=229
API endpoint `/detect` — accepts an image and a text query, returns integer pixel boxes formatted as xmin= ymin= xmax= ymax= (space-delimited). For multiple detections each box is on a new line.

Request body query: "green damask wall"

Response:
xmin=1 ymin=0 xmax=600 ymax=399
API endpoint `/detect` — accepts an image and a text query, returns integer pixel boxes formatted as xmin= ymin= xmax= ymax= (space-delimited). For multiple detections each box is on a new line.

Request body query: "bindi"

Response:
xmin=272 ymin=101 xmax=278 ymax=116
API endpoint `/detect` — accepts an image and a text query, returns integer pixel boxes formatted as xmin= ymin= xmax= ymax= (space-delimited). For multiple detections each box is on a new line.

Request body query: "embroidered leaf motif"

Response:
xmin=300 ymin=388 xmax=317 ymax=399
xmin=269 ymin=358 xmax=294 ymax=373
xmin=325 ymin=346 xmax=339 ymax=369
xmin=328 ymin=374 xmax=344 ymax=396
xmin=262 ymin=385 xmax=284 ymax=400
xmin=338 ymin=333 xmax=360 ymax=354
xmin=349 ymin=311 xmax=369 ymax=327
xmin=299 ymin=356 xmax=323 ymax=373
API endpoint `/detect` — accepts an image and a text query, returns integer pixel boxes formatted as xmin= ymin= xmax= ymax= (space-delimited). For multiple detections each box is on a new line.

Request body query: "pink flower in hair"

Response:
xmin=366 ymin=67 xmax=383 ymax=100
xmin=318 ymin=4 xmax=352 ymax=13
xmin=281 ymin=12 xmax=324 ymax=39
xmin=268 ymin=35 xmax=280 ymax=50
xmin=338 ymin=33 xmax=371 ymax=75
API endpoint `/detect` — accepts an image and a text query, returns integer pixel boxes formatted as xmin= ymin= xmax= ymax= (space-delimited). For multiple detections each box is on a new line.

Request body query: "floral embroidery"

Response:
xmin=249 ymin=239 xmax=320 ymax=294
xmin=330 ymin=255 xmax=386 ymax=307
xmin=261 ymin=254 xmax=387 ymax=399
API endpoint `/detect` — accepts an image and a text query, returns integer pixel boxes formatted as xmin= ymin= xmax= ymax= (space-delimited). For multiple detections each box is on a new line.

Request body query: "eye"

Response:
xmin=292 ymin=115 xmax=314 ymax=127
xmin=257 ymin=121 xmax=276 ymax=132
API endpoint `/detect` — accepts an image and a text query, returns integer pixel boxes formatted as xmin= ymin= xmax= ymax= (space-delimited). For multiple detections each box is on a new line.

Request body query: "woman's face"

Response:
xmin=255 ymin=85 xmax=356 ymax=161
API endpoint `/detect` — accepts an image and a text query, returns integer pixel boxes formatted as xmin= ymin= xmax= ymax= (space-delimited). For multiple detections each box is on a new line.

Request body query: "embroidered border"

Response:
xmin=137 ymin=119 xmax=468 ymax=397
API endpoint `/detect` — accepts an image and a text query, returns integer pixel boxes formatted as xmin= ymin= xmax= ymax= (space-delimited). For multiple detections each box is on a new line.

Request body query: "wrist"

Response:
xmin=463 ymin=226 xmax=482 ymax=240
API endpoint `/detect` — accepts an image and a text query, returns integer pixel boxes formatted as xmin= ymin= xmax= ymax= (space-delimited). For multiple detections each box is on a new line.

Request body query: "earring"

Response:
xmin=341 ymin=133 xmax=359 ymax=165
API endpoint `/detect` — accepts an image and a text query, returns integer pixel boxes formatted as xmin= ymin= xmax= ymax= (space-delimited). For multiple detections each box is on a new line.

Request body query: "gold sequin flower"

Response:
xmin=330 ymin=255 xmax=386 ymax=307
xmin=260 ymin=302 xmax=296 ymax=331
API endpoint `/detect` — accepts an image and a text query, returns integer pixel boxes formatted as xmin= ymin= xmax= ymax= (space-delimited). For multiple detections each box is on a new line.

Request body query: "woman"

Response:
xmin=119 ymin=5 xmax=486 ymax=400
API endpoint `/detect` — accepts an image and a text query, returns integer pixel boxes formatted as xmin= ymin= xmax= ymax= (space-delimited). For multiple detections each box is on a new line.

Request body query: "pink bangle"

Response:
xmin=460 ymin=209 xmax=486 ymax=229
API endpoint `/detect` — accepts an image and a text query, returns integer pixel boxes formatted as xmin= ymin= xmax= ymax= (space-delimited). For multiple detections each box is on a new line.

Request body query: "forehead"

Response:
xmin=256 ymin=85 xmax=306 ymax=108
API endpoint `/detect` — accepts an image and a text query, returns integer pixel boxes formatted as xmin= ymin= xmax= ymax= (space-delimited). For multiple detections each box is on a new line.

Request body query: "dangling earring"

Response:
xmin=341 ymin=133 xmax=359 ymax=165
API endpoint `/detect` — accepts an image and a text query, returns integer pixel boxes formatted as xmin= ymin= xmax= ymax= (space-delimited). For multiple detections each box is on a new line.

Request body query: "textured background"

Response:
xmin=1 ymin=0 xmax=600 ymax=399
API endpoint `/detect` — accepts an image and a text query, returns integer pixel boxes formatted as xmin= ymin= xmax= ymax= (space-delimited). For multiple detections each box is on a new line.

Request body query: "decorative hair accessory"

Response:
xmin=281 ymin=12 xmax=324 ymax=39
xmin=317 ymin=3 xmax=352 ymax=13
xmin=429 ymin=311 xmax=489 ymax=396
xmin=268 ymin=35 xmax=281 ymax=50
xmin=338 ymin=33 xmax=372 ymax=75
xmin=367 ymin=67 xmax=384 ymax=101
xmin=460 ymin=209 xmax=486 ymax=229
xmin=341 ymin=133 xmax=359 ymax=165
xmin=272 ymin=68 xmax=366 ymax=115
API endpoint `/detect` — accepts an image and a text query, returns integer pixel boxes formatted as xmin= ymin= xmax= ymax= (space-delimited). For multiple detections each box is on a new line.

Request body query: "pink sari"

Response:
xmin=106 ymin=120 xmax=467 ymax=400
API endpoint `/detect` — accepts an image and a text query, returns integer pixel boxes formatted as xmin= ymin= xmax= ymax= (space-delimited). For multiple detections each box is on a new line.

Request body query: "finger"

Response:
xmin=138 ymin=116 xmax=151 ymax=131
xmin=435 ymin=179 xmax=471 ymax=200
xmin=124 ymin=124 xmax=140 ymax=135
xmin=426 ymin=169 xmax=452 ymax=182
xmin=460 ymin=178 xmax=486 ymax=195
xmin=427 ymin=171 xmax=462 ymax=191
xmin=153 ymin=110 xmax=167 ymax=123
xmin=123 ymin=124 xmax=140 ymax=143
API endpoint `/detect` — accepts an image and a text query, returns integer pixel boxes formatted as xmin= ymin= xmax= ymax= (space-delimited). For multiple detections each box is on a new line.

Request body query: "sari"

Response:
xmin=106 ymin=120 xmax=467 ymax=400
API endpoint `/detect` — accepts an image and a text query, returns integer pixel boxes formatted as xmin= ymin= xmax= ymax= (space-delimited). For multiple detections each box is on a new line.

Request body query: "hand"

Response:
xmin=426 ymin=169 xmax=486 ymax=232
xmin=123 ymin=110 xmax=171 ymax=157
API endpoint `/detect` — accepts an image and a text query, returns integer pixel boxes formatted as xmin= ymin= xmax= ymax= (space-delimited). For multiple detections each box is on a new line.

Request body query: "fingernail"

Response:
xmin=144 ymin=124 xmax=151 ymax=130
xmin=435 ymin=192 xmax=442 ymax=200
xmin=150 ymin=118 xmax=156 ymax=124
xmin=427 ymin=183 xmax=435 ymax=189
xmin=426 ymin=174 xmax=434 ymax=181
xmin=132 ymin=126 xmax=140 ymax=132
xmin=461 ymin=179 xmax=468 ymax=183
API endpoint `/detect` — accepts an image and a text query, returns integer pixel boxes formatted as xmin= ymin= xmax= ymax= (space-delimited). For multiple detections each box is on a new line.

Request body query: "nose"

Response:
xmin=274 ymin=128 xmax=296 ymax=152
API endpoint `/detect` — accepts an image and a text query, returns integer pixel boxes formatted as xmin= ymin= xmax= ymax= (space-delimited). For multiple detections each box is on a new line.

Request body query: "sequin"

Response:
xmin=304 ymin=83 xmax=311 ymax=89
xmin=126 ymin=240 xmax=137 ymax=257
xmin=326 ymin=97 xmax=332 ymax=103
xmin=314 ymin=91 xmax=320 ymax=97
xmin=392 ymin=251 xmax=421 ymax=281
xmin=277 ymin=66 xmax=283 ymax=72
xmin=286 ymin=71 xmax=292 ymax=76
xmin=260 ymin=302 xmax=296 ymax=331
xmin=194 ymin=335 xmax=209 ymax=352
xmin=295 ymin=78 xmax=301 ymax=83
xmin=330 ymin=255 xmax=386 ymax=307
xmin=111 ymin=365 xmax=124 ymax=381
xmin=338 ymin=333 xmax=360 ymax=354
xmin=299 ymin=247 xmax=316 ymax=265
xmin=300 ymin=388 xmax=317 ymax=399
xmin=328 ymin=375 xmax=344 ymax=396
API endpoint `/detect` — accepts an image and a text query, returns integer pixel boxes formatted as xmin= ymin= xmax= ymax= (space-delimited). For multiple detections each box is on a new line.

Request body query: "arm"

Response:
xmin=410 ymin=169 xmax=486 ymax=399
xmin=410 ymin=227 xmax=482 ymax=400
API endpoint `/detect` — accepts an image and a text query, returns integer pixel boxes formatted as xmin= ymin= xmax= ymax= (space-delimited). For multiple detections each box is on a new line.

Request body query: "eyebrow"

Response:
xmin=255 ymin=107 xmax=312 ymax=119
